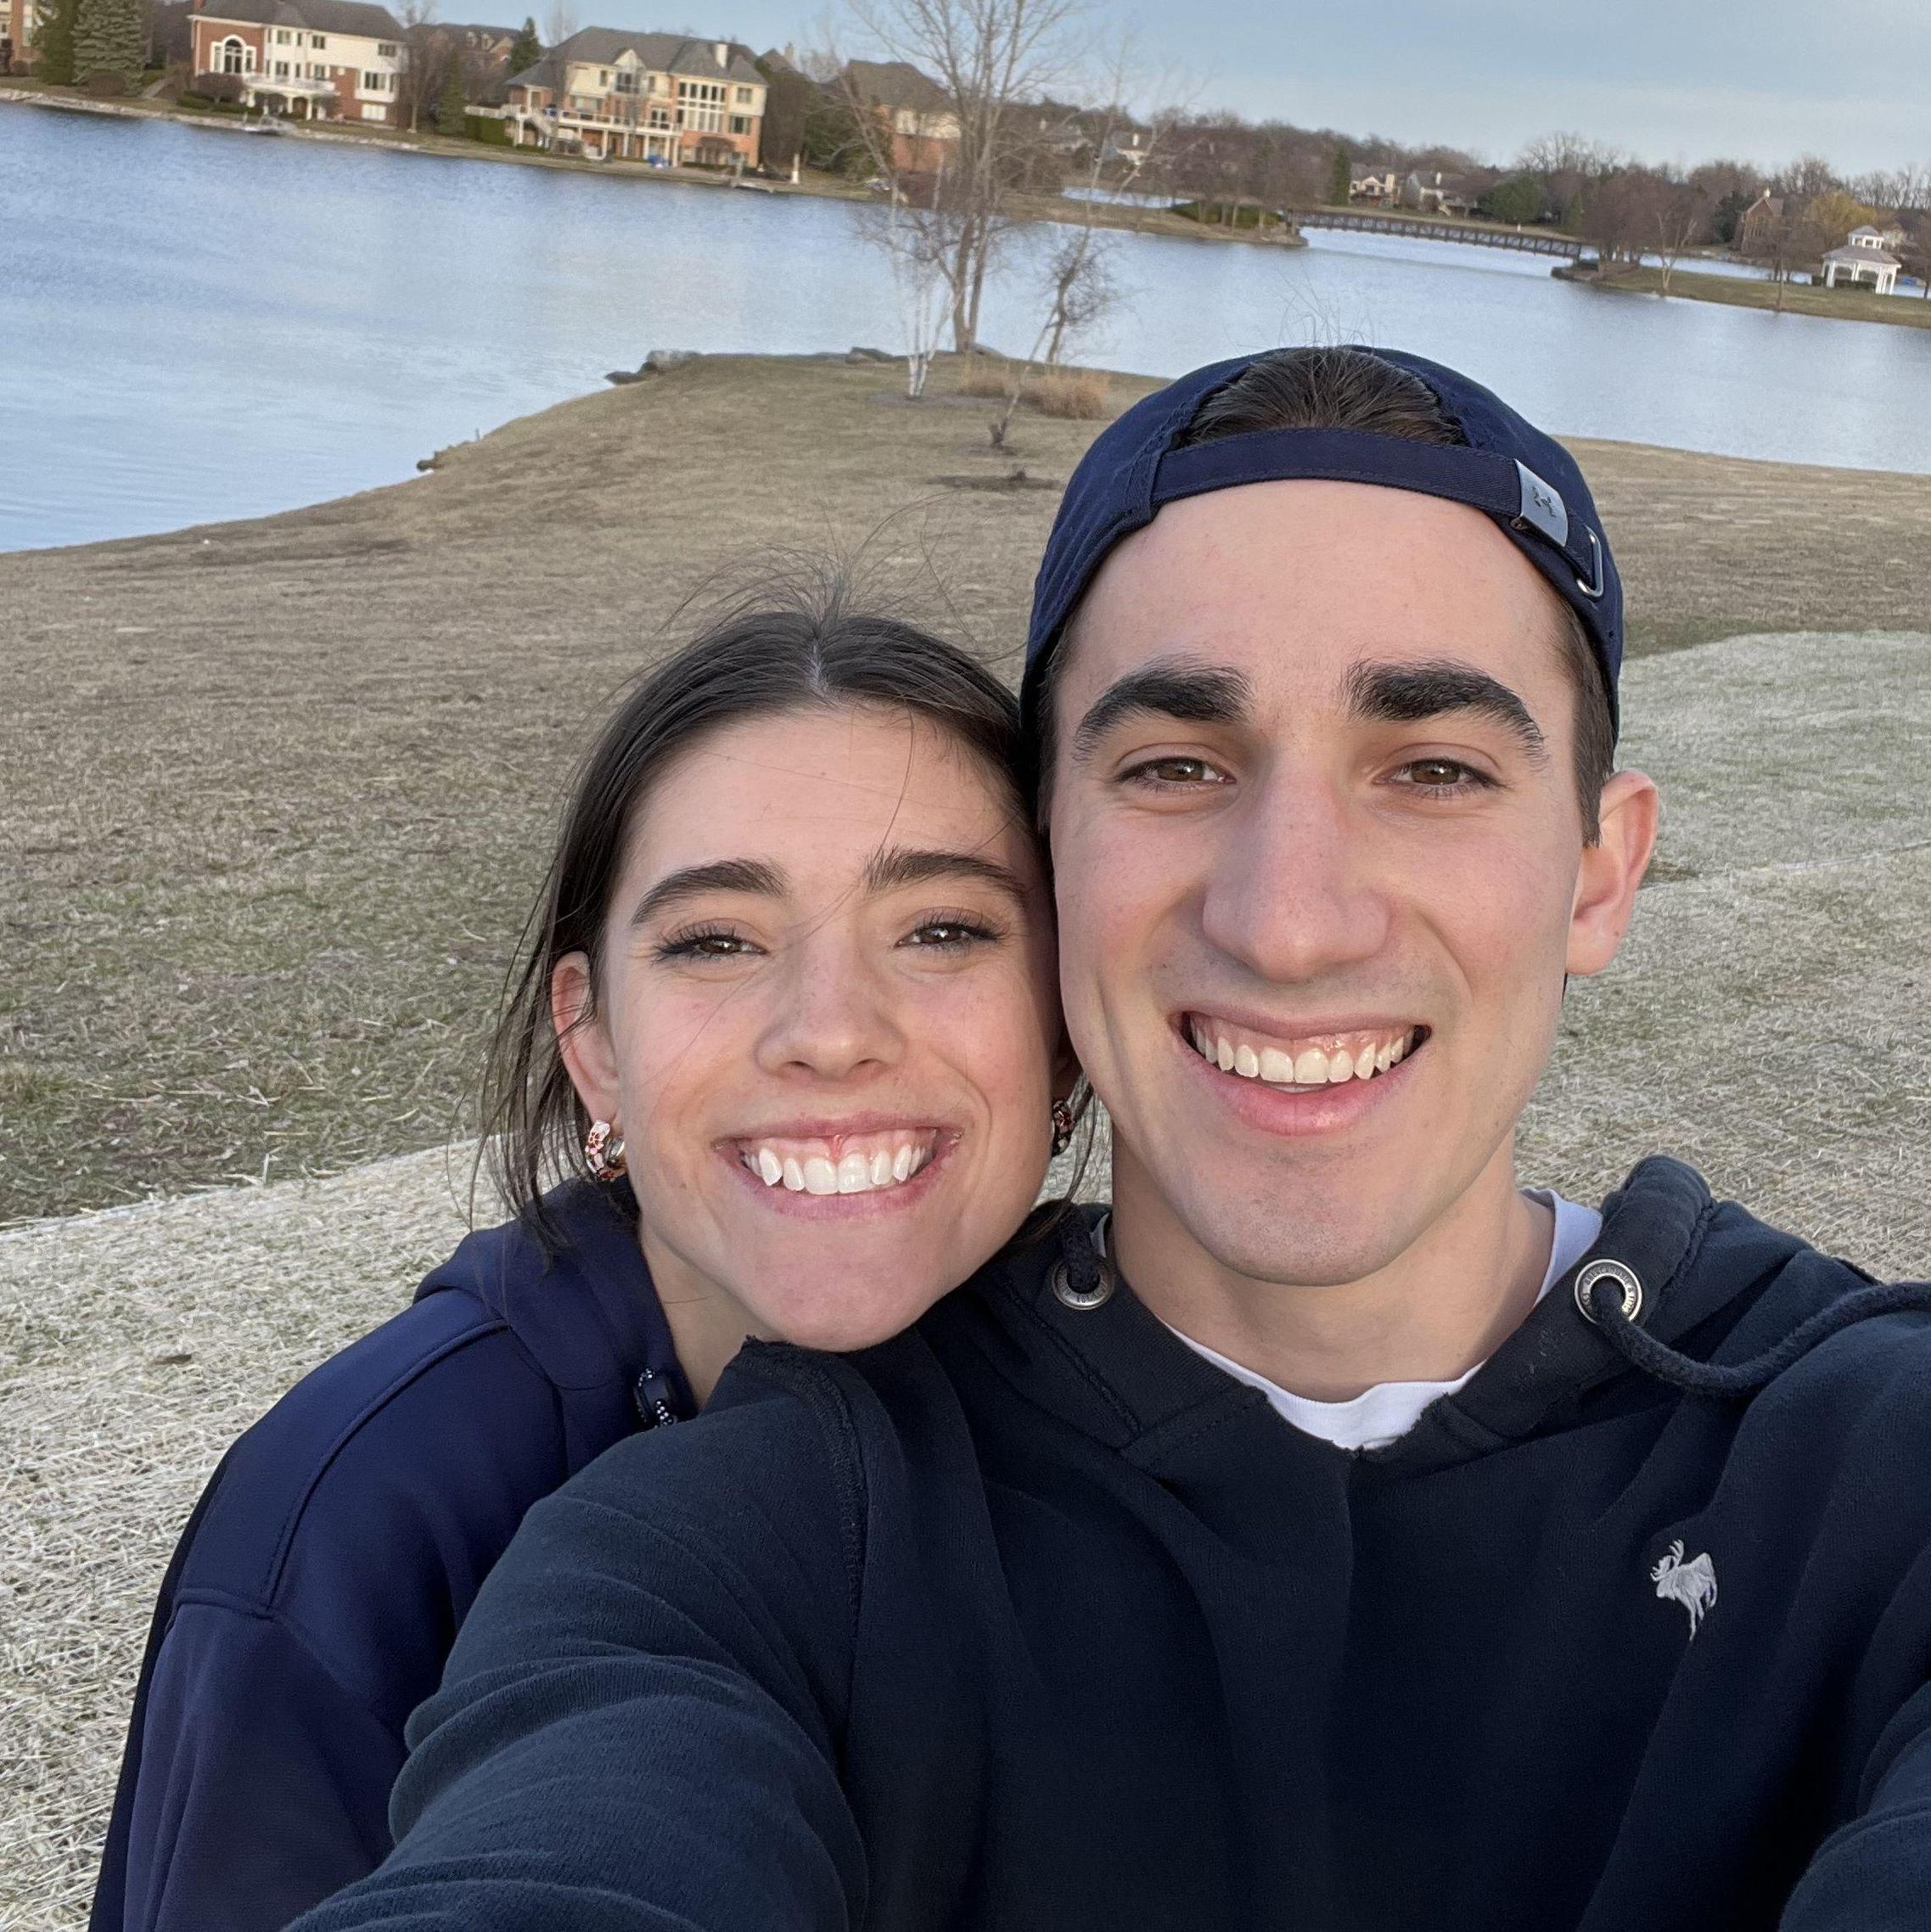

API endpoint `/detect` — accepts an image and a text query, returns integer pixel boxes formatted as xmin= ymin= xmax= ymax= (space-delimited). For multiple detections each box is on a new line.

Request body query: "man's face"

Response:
xmin=1047 ymin=479 xmax=1653 ymax=1289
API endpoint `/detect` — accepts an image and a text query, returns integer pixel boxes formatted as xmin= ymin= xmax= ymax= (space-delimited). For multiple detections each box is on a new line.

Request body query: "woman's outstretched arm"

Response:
xmin=290 ymin=1362 xmax=868 ymax=1932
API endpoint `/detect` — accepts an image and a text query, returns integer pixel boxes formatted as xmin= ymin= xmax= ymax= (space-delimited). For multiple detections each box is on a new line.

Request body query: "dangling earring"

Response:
xmin=1050 ymin=1098 xmax=1075 ymax=1157
xmin=584 ymin=1119 xmax=627 ymax=1181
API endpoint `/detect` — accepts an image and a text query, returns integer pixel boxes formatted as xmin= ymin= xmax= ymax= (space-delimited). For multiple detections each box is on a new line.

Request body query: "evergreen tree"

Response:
xmin=1328 ymin=147 xmax=1350 ymax=206
xmin=72 ymin=0 xmax=141 ymax=90
xmin=33 ymin=0 xmax=79 ymax=84
xmin=437 ymin=55 xmax=468 ymax=134
xmin=507 ymin=15 xmax=540 ymax=75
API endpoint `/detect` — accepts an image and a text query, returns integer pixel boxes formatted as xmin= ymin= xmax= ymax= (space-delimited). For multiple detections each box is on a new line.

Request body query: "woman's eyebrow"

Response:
xmin=629 ymin=858 xmax=785 ymax=927
xmin=862 ymin=845 xmax=1030 ymax=904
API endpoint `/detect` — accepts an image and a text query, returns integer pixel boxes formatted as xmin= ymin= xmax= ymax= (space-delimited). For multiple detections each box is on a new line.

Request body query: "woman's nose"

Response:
xmin=753 ymin=944 xmax=905 ymax=1081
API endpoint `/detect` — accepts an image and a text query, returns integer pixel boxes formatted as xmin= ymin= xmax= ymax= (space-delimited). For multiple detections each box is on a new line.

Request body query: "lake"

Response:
xmin=6 ymin=101 xmax=1931 ymax=553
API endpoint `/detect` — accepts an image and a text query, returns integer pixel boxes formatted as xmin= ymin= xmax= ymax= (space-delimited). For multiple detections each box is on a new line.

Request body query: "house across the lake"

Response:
xmin=188 ymin=0 xmax=407 ymax=123
xmin=1822 ymin=225 xmax=1902 ymax=295
xmin=504 ymin=29 xmax=766 ymax=167
xmin=1348 ymin=170 xmax=1396 ymax=203
xmin=1 ymin=0 xmax=44 ymax=71
xmin=838 ymin=59 xmax=958 ymax=176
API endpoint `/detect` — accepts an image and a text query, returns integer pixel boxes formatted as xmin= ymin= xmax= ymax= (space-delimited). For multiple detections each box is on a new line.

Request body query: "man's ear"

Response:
xmin=551 ymin=952 xmax=622 ymax=1120
xmin=1568 ymin=769 xmax=1661 ymax=978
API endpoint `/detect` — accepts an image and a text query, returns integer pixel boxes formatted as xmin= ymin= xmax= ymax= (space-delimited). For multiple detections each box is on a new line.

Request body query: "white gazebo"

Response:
xmin=1822 ymin=227 xmax=1901 ymax=295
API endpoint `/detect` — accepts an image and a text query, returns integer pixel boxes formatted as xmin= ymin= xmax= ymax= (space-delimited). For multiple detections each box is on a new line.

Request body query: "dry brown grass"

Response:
xmin=6 ymin=352 xmax=1931 ymax=1229
xmin=1028 ymin=367 xmax=1111 ymax=418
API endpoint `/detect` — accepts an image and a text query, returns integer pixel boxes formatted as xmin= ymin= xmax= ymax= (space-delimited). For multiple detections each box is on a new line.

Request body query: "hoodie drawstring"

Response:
xmin=1581 ymin=1272 xmax=1931 ymax=1397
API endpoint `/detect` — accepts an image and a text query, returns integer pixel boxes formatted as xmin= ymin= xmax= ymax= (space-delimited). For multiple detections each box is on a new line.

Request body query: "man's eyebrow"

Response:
xmin=1069 ymin=659 xmax=1255 ymax=765
xmin=862 ymin=845 xmax=1030 ymax=903
xmin=629 ymin=858 xmax=785 ymax=927
xmin=1344 ymin=659 xmax=1549 ymax=764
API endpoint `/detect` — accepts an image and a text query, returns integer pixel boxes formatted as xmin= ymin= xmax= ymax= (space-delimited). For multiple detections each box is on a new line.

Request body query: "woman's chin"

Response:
xmin=744 ymin=1261 xmax=967 ymax=1355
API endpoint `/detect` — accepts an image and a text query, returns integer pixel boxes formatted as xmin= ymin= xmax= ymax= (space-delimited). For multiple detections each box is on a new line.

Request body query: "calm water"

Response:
xmin=7 ymin=103 xmax=1931 ymax=552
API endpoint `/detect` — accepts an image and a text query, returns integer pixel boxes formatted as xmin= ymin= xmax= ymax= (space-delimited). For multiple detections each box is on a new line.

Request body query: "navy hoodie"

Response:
xmin=293 ymin=1157 xmax=1931 ymax=1932
xmin=90 ymin=1179 xmax=688 ymax=1932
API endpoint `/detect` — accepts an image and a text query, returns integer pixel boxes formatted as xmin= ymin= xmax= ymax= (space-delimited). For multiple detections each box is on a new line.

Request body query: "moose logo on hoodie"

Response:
xmin=1651 ymin=1540 xmax=1719 ymax=1638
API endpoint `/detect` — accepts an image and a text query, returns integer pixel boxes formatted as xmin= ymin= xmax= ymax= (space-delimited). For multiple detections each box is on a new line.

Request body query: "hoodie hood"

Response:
xmin=976 ymin=1159 xmax=1923 ymax=1479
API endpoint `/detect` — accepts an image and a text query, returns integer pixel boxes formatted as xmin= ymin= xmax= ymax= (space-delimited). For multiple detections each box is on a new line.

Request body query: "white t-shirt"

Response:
xmin=1163 ymin=1191 xmax=1603 ymax=1453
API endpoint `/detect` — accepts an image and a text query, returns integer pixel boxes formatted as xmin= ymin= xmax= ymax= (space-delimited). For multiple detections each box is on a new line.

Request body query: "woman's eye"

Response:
xmin=654 ymin=928 xmax=759 ymax=963
xmin=1394 ymin=758 xmax=1496 ymax=794
xmin=1121 ymin=755 xmax=1230 ymax=789
xmin=902 ymin=918 xmax=1000 ymax=951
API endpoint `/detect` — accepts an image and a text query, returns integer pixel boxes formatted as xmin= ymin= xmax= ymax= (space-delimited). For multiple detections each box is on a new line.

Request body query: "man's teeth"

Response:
xmin=1187 ymin=1019 xmax=1418 ymax=1087
xmin=744 ymin=1134 xmax=936 ymax=1194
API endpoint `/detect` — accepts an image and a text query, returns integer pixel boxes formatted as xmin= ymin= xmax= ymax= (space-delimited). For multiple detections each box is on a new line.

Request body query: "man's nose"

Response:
xmin=753 ymin=936 xmax=905 ymax=1081
xmin=1198 ymin=772 xmax=1391 ymax=984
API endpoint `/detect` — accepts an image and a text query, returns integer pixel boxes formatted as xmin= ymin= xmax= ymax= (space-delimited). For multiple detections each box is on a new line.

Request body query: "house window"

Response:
xmin=220 ymin=36 xmax=244 ymax=72
xmin=728 ymin=114 xmax=747 ymax=133
xmin=733 ymin=84 xmax=751 ymax=103
xmin=646 ymin=106 xmax=671 ymax=127
xmin=273 ymin=29 xmax=289 ymax=42
xmin=376 ymin=39 xmax=396 ymax=53
xmin=274 ymin=59 xmax=287 ymax=74
xmin=310 ymin=32 xmax=324 ymax=47
xmin=614 ymin=69 xmax=637 ymax=92
xmin=362 ymin=70 xmax=380 ymax=87
xmin=598 ymin=68 xmax=609 ymax=83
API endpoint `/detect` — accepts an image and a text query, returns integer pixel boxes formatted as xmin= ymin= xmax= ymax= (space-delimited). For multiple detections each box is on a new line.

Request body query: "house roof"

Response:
xmin=509 ymin=26 xmax=763 ymax=90
xmin=1825 ymin=243 xmax=1900 ymax=267
xmin=197 ymin=0 xmax=405 ymax=38
xmin=840 ymin=58 xmax=948 ymax=115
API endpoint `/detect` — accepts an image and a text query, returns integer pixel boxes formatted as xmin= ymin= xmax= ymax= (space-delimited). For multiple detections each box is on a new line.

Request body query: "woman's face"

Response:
xmin=555 ymin=701 xmax=1064 ymax=1353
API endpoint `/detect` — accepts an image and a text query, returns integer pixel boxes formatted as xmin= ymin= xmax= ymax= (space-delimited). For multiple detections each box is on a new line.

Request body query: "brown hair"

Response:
xmin=478 ymin=574 xmax=1038 ymax=1239
xmin=1034 ymin=345 xmax=1615 ymax=840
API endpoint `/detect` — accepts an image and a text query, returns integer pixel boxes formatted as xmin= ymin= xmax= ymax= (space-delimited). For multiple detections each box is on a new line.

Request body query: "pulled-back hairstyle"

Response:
xmin=1034 ymin=345 xmax=1615 ymax=840
xmin=479 ymin=574 xmax=1032 ymax=1239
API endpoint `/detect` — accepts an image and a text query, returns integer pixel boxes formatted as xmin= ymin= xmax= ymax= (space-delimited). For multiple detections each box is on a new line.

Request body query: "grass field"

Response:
xmin=1579 ymin=261 xmax=1931 ymax=328
xmin=6 ymin=352 xmax=1931 ymax=1227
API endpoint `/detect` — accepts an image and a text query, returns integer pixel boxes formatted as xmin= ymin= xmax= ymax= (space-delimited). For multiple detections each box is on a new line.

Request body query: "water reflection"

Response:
xmin=4 ymin=104 xmax=1928 ymax=552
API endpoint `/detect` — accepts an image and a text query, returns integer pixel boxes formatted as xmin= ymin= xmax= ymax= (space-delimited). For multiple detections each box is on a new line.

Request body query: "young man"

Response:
xmin=295 ymin=349 xmax=1931 ymax=1932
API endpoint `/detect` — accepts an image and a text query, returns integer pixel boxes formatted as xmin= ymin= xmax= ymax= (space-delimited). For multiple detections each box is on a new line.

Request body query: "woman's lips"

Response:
xmin=733 ymin=1127 xmax=941 ymax=1197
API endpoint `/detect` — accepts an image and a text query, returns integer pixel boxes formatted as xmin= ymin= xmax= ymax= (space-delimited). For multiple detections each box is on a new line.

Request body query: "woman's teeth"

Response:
xmin=741 ymin=1133 xmax=937 ymax=1195
xmin=1187 ymin=1018 xmax=1420 ymax=1087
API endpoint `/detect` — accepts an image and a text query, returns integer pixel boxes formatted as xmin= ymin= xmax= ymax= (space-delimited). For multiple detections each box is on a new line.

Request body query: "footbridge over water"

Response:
xmin=1281 ymin=207 xmax=1589 ymax=258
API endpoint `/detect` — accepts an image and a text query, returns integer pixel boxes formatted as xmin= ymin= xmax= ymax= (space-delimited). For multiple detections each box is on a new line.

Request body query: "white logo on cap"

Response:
xmin=1514 ymin=461 xmax=1569 ymax=548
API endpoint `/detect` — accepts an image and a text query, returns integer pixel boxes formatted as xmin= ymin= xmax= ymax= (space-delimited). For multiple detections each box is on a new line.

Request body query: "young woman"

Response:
xmin=90 ymin=585 xmax=1075 ymax=1932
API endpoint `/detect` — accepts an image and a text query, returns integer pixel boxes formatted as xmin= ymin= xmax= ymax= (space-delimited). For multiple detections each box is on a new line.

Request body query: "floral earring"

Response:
xmin=584 ymin=1119 xmax=627 ymax=1181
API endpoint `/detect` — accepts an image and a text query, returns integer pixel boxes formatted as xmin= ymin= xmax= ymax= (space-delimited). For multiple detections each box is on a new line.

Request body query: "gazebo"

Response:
xmin=1822 ymin=229 xmax=1901 ymax=295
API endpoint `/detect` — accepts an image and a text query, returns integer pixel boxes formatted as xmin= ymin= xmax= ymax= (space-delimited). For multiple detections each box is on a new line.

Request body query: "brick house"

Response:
xmin=1734 ymin=190 xmax=1784 ymax=256
xmin=189 ymin=0 xmax=407 ymax=123
xmin=2 ymin=0 xmax=44 ymax=72
xmin=504 ymin=28 xmax=765 ymax=167
xmin=839 ymin=58 xmax=957 ymax=175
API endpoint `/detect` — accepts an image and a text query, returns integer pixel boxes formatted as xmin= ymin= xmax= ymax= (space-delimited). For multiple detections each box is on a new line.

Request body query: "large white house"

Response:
xmin=189 ymin=0 xmax=407 ymax=124
xmin=1822 ymin=224 xmax=1902 ymax=295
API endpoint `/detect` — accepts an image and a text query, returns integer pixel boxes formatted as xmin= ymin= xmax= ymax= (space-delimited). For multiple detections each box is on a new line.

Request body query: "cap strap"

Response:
xmin=1152 ymin=428 xmax=1596 ymax=594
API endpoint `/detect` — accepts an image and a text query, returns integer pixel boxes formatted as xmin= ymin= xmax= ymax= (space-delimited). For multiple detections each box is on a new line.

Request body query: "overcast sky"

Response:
xmin=599 ymin=0 xmax=1927 ymax=179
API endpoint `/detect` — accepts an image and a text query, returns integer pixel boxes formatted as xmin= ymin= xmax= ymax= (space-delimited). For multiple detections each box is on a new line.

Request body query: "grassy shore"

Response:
xmin=6 ymin=351 xmax=1931 ymax=1228
xmin=1569 ymin=261 xmax=1931 ymax=329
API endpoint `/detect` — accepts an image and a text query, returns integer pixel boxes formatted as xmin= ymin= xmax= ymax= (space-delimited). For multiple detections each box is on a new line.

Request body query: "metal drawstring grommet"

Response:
xmin=1050 ymin=1252 xmax=1116 ymax=1311
xmin=1575 ymin=1256 xmax=1644 ymax=1327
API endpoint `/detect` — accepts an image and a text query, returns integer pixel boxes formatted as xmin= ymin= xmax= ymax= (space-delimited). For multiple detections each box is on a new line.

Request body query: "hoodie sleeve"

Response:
xmin=287 ymin=1365 xmax=869 ymax=1932
xmin=1780 ymin=1678 xmax=1931 ymax=1931
xmin=97 ymin=1600 xmax=403 ymax=1932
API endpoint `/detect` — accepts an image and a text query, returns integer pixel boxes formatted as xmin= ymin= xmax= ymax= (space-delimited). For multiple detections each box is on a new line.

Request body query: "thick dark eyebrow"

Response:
xmin=1344 ymin=659 xmax=1548 ymax=765
xmin=862 ymin=845 xmax=1030 ymax=905
xmin=628 ymin=857 xmax=784 ymax=928
xmin=1069 ymin=657 xmax=1255 ymax=765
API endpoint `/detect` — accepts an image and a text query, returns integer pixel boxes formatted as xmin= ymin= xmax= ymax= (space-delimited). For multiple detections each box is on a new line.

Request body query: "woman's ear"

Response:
xmin=1568 ymin=769 xmax=1662 ymax=979
xmin=551 ymin=952 xmax=622 ymax=1121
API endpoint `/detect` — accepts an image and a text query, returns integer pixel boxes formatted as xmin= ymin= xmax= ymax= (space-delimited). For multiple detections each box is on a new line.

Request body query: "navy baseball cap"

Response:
xmin=1022 ymin=345 xmax=1623 ymax=742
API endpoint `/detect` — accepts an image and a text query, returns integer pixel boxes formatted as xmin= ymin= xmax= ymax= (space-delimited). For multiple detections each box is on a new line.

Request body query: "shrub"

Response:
xmin=1029 ymin=367 xmax=1110 ymax=419
xmin=953 ymin=354 xmax=1011 ymax=399
xmin=465 ymin=111 xmax=510 ymax=145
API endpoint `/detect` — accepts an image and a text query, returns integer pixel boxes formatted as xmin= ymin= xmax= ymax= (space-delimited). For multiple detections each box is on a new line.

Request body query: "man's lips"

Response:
xmin=1174 ymin=1010 xmax=1431 ymax=1136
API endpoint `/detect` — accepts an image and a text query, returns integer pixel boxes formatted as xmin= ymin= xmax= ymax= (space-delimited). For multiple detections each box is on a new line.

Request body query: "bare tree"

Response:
xmin=1650 ymin=177 xmax=1711 ymax=294
xmin=394 ymin=0 xmax=441 ymax=132
xmin=840 ymin=0 xmax=1088 ymax=351
xmin=540 ymin=0 xmax=574 ymax=48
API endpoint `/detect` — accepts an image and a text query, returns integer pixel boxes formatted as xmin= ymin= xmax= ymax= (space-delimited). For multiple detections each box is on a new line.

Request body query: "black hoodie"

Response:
xmin=294 ymin=1159 xmax=1931 ymax=1932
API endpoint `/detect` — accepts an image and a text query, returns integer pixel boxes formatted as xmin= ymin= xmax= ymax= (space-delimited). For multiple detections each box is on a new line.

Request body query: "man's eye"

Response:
xmin=1395 ymin=759 xmax=1495 ymax=793
xmin=1121 ymin=755 xmax=1230 ymax=788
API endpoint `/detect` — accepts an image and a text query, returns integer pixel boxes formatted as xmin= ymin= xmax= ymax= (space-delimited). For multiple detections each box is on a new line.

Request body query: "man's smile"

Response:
xmin=1181 ymin=1014 xmax=1428 ymax=1092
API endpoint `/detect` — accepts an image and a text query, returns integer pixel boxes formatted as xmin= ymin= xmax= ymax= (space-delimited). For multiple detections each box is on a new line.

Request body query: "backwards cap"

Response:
xmin=1022 ymin=345 xmax=1623 ymax=739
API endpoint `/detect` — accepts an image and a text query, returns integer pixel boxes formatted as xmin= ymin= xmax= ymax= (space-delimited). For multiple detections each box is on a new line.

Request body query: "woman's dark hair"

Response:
xmin=1034 ymin=345 xmax=1614 ymax=840
xmin=479 ymin=574 xmax=1040 ymax=1238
